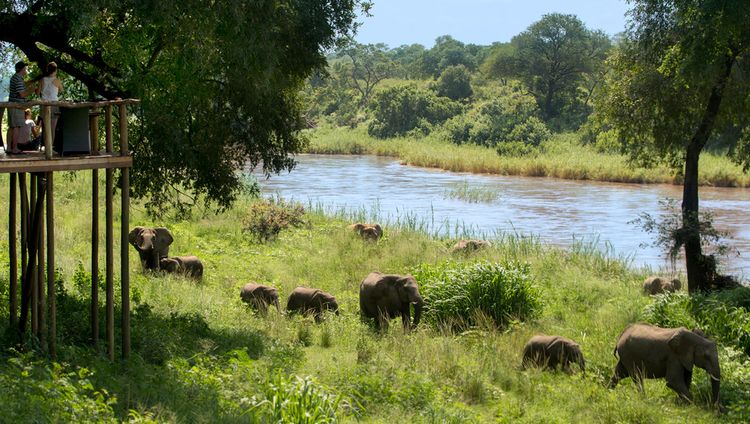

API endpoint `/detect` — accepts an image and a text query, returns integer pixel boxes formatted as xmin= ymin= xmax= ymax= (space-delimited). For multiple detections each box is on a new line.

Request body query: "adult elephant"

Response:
xmin=608 ymin=324 xmax=721 ymax=407
xmin=159 ymin=256 xmax=204 ymax=279
xmin=128 ymin=226 xmax=173 ymax=271
xmin=240 ymin=282 xmax=281 ymax=315
xmin=286 ymin=287 xmax=339 ymax=322
xmin=359 ymin=272 xmax=423 ymax=331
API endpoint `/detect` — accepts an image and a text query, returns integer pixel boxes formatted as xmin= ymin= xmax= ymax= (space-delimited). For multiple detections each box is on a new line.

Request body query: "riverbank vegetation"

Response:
xmin=1 ymin=174 xmax=749 ymax=422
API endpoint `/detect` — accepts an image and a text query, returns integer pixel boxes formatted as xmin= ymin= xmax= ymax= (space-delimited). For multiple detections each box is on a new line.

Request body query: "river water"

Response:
xmin=251 ymin=154 xmax=750 ymax=279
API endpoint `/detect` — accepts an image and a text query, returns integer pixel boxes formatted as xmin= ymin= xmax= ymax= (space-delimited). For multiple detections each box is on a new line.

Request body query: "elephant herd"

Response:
xmin=128 ymin=225 xmax=722 ymax=409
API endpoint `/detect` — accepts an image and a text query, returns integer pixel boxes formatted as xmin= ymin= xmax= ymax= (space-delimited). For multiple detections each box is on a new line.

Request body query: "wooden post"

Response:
xmin=19 ymin=174 xmax=28 ymax=322
xmin=37 ymin=175 xmax=46 ymax=347
xmin=43 ymin=106 xmax=52 ymax=159
xmin=106 ymin=167 xmax=114 ymax=360
xmin=89 ymin=111 xmax=100 ymax=154
xmin=46 ymin=172 xmax=55 ymax=358
xmin=105 ymin=106 xmax=113 ymax=152
xmin=9 ymin=173 xmax=17 ymax=327
xmin=119 ymin=104 xmax=130 ymax=359
xmin=30 ymin=175 xmax=37 ymax=336
xmin=92 ymin=169 xmax=100 ymax=345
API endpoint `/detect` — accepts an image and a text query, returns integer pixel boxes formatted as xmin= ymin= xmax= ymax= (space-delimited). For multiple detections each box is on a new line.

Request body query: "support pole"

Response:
xmin=92 ymin=169 xmax=100 ymax=345
xmin=46 ymin=172 xmax=55 ymax=358
xmin=9 ymin=173 xmax=17 ymax=327
xmin=19 ymin=174 xmax=27 ymax=285
xmin=106 ymin=168 xmax=114 ymax=360
xmin=30 ymin=175 xmax=37 ymax=336
xmin=43 ymin=106 xmax=52 ymax=160
xmin=89 ymin=110 xmax=100 ymax=154
xmin=37 ymin=175 xmax=46 ymax=347
xmin=119 ymin=104 xmax=130 ymax=359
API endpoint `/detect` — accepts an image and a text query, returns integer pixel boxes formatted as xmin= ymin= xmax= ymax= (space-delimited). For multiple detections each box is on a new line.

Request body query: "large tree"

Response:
xmin=0 ymin=0 xmax=367 ymax=214
xmin=485 ymin=13 xmax=611 ymax=130
xmin=596 ymin=0 xmax=750 ymax=292
xmin=335 ymin=41 xmax=395 ymax=106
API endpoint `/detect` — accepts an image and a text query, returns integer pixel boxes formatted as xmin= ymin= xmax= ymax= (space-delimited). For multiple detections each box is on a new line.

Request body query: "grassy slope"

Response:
xmin=305 ymin=126 xmax=750 ymax=188
xmin=0 ymin=173 xmax=740 ymax=423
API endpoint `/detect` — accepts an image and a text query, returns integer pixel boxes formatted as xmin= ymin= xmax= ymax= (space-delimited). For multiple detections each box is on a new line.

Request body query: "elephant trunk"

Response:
xmin=411 ymin=295 xmax=424 ymax=328
xmin=710 ymin=371 xmax=721 ymax=406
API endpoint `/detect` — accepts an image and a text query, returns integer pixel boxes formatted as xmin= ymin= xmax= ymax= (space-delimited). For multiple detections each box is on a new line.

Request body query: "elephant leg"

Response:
xmin=666 ymin=363 xmax=693 ymax=402
xmin=608 ymin=361 xmax=628 ymax=389
xmin=683 ymin=367 xmax=693 ymax=389
xmin=377 ymin=311 xmax=389 ymax=332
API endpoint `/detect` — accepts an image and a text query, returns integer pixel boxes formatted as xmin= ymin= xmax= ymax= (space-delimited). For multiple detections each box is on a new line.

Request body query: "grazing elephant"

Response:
xmin=240 ymin=282 xmax=281 ymax=315
xmin=359 ymin=272 xmax=424 ymax=331
xmin=349 ymin=223 xmax=383 ymax=241
xmin=608 ymin=324 xmax=721 ymax=406
xmin=451 ymin=239 xmax=491 ymax=254
xmin=286 ymin=287 xmax=339 ymax=322
xmin=159 ymin=256 xmax=204 ymax=279
xmin=521 ymin=335 xmax=586 ymax=374
xmin=642 ymin=276 xmax=682 ymax=295
xmin=128 ymin=227 xmax=174 ymax=271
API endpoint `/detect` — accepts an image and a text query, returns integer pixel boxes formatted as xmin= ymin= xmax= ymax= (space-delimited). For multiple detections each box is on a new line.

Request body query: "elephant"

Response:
xmin=521 ymin=335 xmax=586 ymax=374
xmin=240 ymin=282 xmax=281 ymax=315
xmin=286 ymin=287 xmax=339 ymax=322
xmin=349 ymin=223 xmax=383 ymax=241
xmin=128 ymin=226 xmax=173 ymax=271
xmin=159 ymin=256 xmax=204 ymax=279
xmin=642 ymin=276 xmax=682 ymax=295
xmin=451 ymin=239 xmax=491 ymax=254
xmin=359 ymin=272 xmax=424 ymax=331
xmin=608 ymin=324 xmax=721 ymax=407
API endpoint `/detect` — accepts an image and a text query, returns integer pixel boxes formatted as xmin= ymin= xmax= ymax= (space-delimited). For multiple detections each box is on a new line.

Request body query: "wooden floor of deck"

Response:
xmin=0 ymin=150 xmax=132 ymax=173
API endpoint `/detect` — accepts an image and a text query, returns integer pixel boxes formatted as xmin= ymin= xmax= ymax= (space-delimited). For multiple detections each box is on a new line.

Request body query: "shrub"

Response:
xmin=413 ymin=260 xmax=542 ymax=329
xmin=250 ymin=372 xmax=343 ymax=423
xmin=242 ymin=197 xmax=306 ymax=242
xmin=368 ymin=85 xmax=463 ymax=138
xmin=496 ymin=140 xmax=539 ymax=158
xmin=435 ymin=65 xmax=473 ymax=101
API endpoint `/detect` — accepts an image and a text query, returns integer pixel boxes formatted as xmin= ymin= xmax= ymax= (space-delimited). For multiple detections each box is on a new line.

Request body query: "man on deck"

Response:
xmin=7 ymin=61 xmax=36 ymax=154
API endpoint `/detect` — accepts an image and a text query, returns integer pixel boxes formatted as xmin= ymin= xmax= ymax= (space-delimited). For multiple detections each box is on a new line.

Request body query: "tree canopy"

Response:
xmin=0 ymin=0 xmax=368 ymax=214
xmin=595 ymin=0 xmax=750 ymax=292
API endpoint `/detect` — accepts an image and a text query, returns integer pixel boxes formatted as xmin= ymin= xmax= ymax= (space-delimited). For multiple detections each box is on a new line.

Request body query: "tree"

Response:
xmin=596 ymin=0 xmax=750 ymax=292
xmin=434 ymin=64 xmax=472 ymax=101
xmin=418 ymin=35 xmax=477 ymax=77
xmin=0 ymin=0 xmax=367 ymax=214
xmin=486 ymin=14 xmax=611 ymax=130
xmin=335 ymin=42 xmax=396 ymax=106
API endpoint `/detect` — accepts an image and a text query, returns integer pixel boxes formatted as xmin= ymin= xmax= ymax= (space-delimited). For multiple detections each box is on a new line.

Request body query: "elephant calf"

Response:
xmin=360 ymin=272 xmax=424 ymax=331
xmin=349 ymin=223 xmax=383 ymax=241
xmin=128 ymin=226 xmax=174 ymax=271
xmin=451 ymin=239 xmax=491 ymax=254
xmin=240 ymin=282 xmax=281 ymax=315
xmin=159 ymin=256 xmax=203 ymax=279
xmin=642 ymin=276 xmax=682 ymax=295
xmin=286 ymin=287 xmax=339 ymax=322
xmin=609 ymin=324 xmax=721 ymax=406
xmin=521 ymin=335 xmax=585 ymax=374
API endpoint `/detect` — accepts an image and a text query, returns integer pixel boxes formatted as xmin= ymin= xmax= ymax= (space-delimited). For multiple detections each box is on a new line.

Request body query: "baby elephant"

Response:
xmin=521 ymin=335 xmax=585 ymax=374
xmin=349 ymin=223 xmax=383 ymax=241
xmin=642 ymin=276 xmax=682 ymax=295
xmin=240 ymin=282 xmax=281 ymax=315
xmin=159 ymin=256 xmax=204 ymax=279
xmin=286 ymin=287 xmax=339 ymax=322
xmin=451 ymin=239 xmax=491 ymax=254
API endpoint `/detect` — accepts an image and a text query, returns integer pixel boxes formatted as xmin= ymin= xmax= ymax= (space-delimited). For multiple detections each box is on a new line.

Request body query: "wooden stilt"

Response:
xmin=43 ymin=106 xmax=52 ymax=160
xmin=92 ymin=169 xmax=100 ymax=345
xmin=119 ymin=104 xmax=130 ymax=359
xmin=37 ymin=175 xmax=46 ymax=347
xmin=106 ymin=167 xmax=114 ymax=360
xmin=9 ymin=173 xmax=17 ymax=327
xmin=30 ymin=175 xmax=37 ymax=336
xmin=46 ymin=172 xmax=55 ymax=358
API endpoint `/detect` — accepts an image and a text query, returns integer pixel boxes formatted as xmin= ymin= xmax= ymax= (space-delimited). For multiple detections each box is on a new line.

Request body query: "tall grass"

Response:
xmin=0 ymin=173 xmax=745 ymax=422
xmin=306 ymin=125 xmax=750 ymax=187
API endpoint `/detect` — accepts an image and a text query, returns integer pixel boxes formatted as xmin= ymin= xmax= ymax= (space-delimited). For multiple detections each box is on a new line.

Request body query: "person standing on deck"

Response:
xmin=38 ymin=61 xmax=64 ymax=135
xmin=7 ymin=61 xmax=37 ymax=154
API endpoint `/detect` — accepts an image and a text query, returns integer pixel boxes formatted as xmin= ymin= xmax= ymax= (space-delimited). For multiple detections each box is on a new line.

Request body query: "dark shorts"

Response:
xmin=9 ymin=107 xmax=25 ymax=127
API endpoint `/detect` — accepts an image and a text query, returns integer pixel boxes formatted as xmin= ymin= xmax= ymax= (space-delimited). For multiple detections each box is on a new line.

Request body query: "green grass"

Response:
xmin=0 ymin=172 xmax=746 ymax=422
xmin=444 ymin=180 xmax=500 ymax=203
xmin=306 ymin=125 xmax=750 ymax=188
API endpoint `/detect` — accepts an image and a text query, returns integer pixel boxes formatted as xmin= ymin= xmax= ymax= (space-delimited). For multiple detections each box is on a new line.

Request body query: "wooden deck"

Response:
xmin=0 ymin=151 xmax=132 ymax=173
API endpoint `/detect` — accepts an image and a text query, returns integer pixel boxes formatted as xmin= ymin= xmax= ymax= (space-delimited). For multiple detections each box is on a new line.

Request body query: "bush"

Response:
xmin=435 ymin=65 xmax=473 ymax=101
xmin=250 ymin=372 xmax=343 ymax=423
xmin=368 ymin=85 xmax=463 ymax=138
xmin=242 ymin=197 xmax=306 ymax=242
xmin=413 ymin=260 xmax=542 ymax=329
xmin=496 ymin=140 xmax=539 ymax=158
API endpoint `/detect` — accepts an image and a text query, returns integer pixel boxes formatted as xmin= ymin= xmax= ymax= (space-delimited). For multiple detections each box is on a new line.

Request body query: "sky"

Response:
xmin=354 ymin=0 xmax=631 ymax=48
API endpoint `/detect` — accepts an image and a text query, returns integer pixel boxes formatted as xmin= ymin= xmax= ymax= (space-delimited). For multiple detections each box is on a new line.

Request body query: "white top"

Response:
xmin=40 ymin=76 xmax=59 ymax=101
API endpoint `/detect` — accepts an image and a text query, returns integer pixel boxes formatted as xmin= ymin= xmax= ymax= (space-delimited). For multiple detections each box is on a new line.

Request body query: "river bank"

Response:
xmin=306 ymin=126 xmax=750 ymax=188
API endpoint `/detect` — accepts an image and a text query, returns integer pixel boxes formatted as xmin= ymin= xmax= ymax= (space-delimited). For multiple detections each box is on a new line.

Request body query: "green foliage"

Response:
xmin=443 ymin=180 xmax=500 ymax=203
xmin=413 ymin=260 xmax=542 ymax=329
xmin=242 ymin=197 xmax=306 ymax=242
xmin=367 ymin=85 xmax=463 ymax=138
xmin=250 ymin=372 xmax=342 ymax=423
xmin=0 ymin=354 xmax=118 ymax=423
xmin=435 ymin=64 xmax=473 ymax=101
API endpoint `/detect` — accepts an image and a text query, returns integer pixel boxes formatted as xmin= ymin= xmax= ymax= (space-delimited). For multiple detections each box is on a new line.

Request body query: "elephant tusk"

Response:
xmin=709 ymin=374 xmax=721 ymax=382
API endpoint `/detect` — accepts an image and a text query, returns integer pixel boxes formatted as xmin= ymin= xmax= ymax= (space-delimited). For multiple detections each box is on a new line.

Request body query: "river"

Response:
xmin=251 ymin=154 xmax=750 ymax=280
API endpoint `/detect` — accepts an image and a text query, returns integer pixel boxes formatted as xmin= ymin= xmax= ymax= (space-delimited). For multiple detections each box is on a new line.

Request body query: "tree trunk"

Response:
xmin=681 ymin=53 xmax=735 ymax=293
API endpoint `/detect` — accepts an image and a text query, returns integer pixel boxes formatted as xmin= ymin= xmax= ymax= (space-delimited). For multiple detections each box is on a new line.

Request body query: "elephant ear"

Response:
xmin=668 ymin=329 xmax=696 ymax=370
xmin=373 ymin=224 xmax=383 ymax=236
xmin=351 ymin=223 xmax=364 ymax=233
xmin=128 ymin=227 xmax=144 ymax=246
xmin=154 ymin=227 xmax=174 ymax=247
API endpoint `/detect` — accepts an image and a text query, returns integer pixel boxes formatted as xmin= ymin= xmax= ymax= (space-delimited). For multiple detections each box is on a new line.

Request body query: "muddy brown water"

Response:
xmin=251 ymin=154 xmax=750 ymax=280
